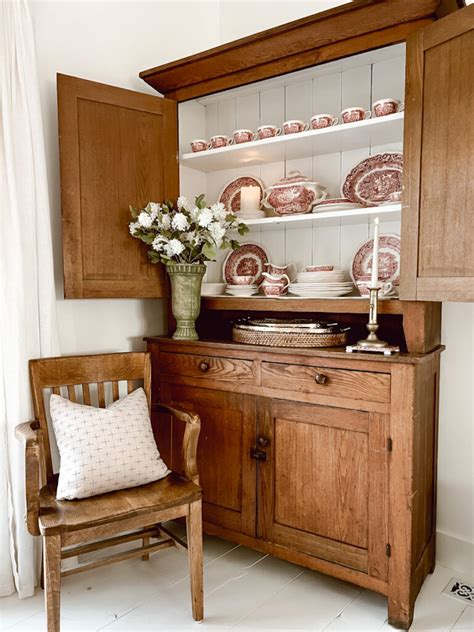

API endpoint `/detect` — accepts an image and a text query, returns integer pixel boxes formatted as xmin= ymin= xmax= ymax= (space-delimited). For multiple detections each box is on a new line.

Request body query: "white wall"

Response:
xmin=437 ymin=303 xmax=474 ymax=574
xmin=219 ymin=1 xmax=351 ymax=42
xmin=31 ymin=0 xmax=220 ymax=354
xmin=32 ymin=0 xmax=473 ymax=574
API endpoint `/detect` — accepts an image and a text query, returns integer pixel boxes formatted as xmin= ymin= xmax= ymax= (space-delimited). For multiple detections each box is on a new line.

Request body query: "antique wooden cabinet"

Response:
xmin=54 ymin=1 xmax=472 ymax=630
xmin=147 ymin=336 xmax=442 ymax=629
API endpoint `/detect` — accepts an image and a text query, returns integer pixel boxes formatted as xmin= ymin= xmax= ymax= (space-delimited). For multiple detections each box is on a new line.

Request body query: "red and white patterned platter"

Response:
xmin=351 ymin=234 xmax=401 ymax=285
xmin=218 ymin=176 xmax=264 ymax=213
xmin=342 ymin=152 xmax=403 ymax=207
xmin=223 ymin=243 xmax=269 ymax=286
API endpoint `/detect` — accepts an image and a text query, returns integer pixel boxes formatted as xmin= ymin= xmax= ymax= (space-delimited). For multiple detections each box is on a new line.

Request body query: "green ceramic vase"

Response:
xmin=167 ymin=263 xmax=206 ymax=340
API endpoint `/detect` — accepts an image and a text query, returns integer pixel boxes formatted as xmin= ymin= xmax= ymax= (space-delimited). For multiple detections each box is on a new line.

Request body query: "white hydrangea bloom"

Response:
xmin=190 ymin=206 xmax=200 ymax=222
xmin=152 ymin=236 xmax=167 ymax=252
xmin=166 ymin=238 xmax=185 ymax=257
xmin=149 ymin=202 xmax=160 ymax=220
xmin=138 ymin=211 xmax=153 ymax=229
xmin=211 ymin=202 xmax=227 ymax=221
xmin=129 ymin=221 xmax=139 ymax=235
xmin=198 ymin=208 xmax=213 ymax=227
xmin=172 ymin=212 xmax=189 ymax=231
xmin=208 ymin=222 xmax=226 ymax=248
xmin=177 ymin=196 xmax=192 ymax=211
xmin=160 ymin=214 xmax=171 ymax=230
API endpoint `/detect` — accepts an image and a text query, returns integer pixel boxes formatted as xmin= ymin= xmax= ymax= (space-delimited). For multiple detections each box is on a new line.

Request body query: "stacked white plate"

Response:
xmin=289 ymin=268 xmax=354 ymax=297
xmin=225 ymin=284 xmax=259 ymax=297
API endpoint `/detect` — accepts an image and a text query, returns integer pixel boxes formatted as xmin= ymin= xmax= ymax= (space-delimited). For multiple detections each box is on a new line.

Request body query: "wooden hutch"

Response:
xmin=56 ymin=1 xmax=473 ymax=628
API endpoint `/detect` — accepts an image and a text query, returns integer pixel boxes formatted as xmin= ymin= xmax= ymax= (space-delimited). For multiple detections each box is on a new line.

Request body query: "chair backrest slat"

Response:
xmin=29 ymin=352 xmax=151 ymax=481
xmin=67 ymin=385 xmax=77 ymax=402
xmin=97 ymin=382 xmax=106 ymax=408
xmin=112 ymin=381 xmax=119 ymax=402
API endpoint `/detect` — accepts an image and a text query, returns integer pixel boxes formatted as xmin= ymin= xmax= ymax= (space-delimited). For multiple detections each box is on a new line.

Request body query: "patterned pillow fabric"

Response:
xmin=50 ymin=387 xmax=170 ymax=500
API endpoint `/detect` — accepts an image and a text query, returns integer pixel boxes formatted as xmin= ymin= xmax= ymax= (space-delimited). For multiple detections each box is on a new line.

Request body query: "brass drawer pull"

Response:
xmin=199 ymin=361 xmax=210 ymax=372
xmin=314 ymin=372 xmax=328 ymax=385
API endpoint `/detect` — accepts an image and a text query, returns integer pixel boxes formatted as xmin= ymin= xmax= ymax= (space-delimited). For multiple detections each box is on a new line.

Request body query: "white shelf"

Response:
xmin=235 ymin=204 xmax=401 ymax=231
xmin=181 ymin=112 xmax=404 ymax=172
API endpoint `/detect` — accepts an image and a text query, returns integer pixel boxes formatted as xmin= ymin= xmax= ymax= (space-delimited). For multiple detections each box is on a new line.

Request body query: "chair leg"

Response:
xmin=186 ymin=500 xmax=203 ymax=622
xmin=40 ymin=550 xmax=44 ymax=589
xmin=44 ymin=535 xmax=61 ymax=632
xmin=142 ymin=535 xmax=150 ymax=561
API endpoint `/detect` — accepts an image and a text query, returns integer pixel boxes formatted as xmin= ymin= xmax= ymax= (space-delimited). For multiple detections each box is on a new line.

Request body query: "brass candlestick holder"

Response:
xmin=346 ymin=287 xmax=400 ymax=356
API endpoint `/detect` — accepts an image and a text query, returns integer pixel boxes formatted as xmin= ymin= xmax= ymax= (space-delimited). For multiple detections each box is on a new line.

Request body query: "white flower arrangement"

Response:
xmin=129 ymin=194 xmax=249 ymax=265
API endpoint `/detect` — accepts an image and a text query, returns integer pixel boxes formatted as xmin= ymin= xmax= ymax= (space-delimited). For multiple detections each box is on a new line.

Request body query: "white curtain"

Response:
xmin=0 ymin=0 xmax=59 ymax=597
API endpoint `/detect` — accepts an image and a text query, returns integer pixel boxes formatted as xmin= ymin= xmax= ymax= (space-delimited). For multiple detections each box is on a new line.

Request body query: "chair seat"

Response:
xmin=38 ymin=472 xmax=201 ymax=535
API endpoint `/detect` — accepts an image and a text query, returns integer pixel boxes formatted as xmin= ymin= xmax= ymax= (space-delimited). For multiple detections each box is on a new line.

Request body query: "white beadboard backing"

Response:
xmin=178 ymin=44 xmax=406 ymax=283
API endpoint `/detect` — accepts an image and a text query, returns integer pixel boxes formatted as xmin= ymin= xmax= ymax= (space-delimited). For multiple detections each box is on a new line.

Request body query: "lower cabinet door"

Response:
xmin=257 ymin=398 xmax=389 ymax=580
xmin=155 ymin=383 xmax=257 ymax=537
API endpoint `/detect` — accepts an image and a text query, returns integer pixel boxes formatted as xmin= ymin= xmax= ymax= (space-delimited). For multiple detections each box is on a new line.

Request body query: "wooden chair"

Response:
xmin=16 ymin=351 xmax=203 ymax=632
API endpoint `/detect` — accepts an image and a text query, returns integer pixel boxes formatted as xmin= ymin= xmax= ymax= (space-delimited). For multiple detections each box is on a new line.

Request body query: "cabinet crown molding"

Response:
xmin=139 ymin=0 xmax=440 ymax=102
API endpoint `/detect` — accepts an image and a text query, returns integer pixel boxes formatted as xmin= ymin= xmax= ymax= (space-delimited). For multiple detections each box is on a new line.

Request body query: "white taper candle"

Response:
xmin=371 ymin=217 xmax=379 ymax=287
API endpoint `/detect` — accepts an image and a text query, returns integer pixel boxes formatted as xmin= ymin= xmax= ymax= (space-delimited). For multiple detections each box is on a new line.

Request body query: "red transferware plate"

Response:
xmin=342 ymin=152 xmax=403 ymax=207
xmin=351 ymin=234 xmax=401 ymax=285
xmin=218 ymin=176 xmax=264 ymax=213
xmin=223 ymin=242 xmax=269 ymax=286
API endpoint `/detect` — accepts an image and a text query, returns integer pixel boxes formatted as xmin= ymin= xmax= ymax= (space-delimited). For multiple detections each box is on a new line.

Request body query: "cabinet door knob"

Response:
xmin=314 ymin=372 xmax=328 ymax=385
xmin=199 ymin=361 xmax=210 ymax=372
xmin=257 ymin=436 xmax=270 ymax=447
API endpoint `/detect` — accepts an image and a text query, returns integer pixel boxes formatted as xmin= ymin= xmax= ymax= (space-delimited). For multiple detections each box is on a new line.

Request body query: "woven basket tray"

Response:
xmin=232 ymin=327 xmax=348 ymax=348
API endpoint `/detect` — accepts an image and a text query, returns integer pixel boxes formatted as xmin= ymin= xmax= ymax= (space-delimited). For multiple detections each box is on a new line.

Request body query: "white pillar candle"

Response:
xmin=371 ymin=217 xmax=379 ymax=287
xmin=240 ymin=186 xmax=260 ymax=211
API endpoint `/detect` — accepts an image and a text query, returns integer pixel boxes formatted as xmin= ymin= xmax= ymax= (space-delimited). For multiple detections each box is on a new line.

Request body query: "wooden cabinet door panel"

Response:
xmin=401 ymin=5 xmax=474 ymax=301
xmin=58 ymin=74 xmax=178 ymax=298
xmin=258 ymin=398 xmax=389 ymax=579
xmin=155 ymin=383 xmax=256 ymax=537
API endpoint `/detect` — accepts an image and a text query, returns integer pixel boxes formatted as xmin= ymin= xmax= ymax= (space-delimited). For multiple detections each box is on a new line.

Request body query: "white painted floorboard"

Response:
xmin=1 ymin=531 xmax=472 ymax=632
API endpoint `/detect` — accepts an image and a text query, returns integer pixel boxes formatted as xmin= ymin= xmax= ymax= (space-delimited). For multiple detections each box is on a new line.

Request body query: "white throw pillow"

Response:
xmin=50 ymin=387 xmax=170 ymax=500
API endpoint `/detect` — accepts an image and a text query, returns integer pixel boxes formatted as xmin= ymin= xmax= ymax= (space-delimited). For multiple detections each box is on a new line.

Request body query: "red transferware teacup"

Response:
xmin=209 ymin=135 xmax=233 ymax=149
xmin=340 ymin=107 xmax=371 ymax=124
xmin=190 ymin=139 xmax=209 ymax=153
xmin=231 ymin=275 xmax=255 ymax=286
xmin=282 ymin=119 xmax=309 ymax=135
xmin=256 ymin=125 xmax=282 ymax=139
xmin=373 ymin=98 xmax=404 ymax=117
xmin=233 ymin=129 xmax=256 ymax=144
xmin=310 ymin=114 xmax=339 ymax=129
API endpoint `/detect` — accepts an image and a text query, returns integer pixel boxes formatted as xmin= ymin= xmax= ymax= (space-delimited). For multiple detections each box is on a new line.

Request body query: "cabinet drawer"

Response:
xmin=261 ymin=362 xmax=390 ymax=403
xmin=159 ymin=351 xmax=254 ymax=383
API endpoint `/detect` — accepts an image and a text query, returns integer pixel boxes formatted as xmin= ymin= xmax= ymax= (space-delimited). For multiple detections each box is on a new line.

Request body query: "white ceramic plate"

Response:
xmin=312 ymin=201 xmax=363 ymax=213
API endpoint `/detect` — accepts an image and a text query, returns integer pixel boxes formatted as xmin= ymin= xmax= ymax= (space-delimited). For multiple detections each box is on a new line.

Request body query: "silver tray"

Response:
xmin=233 ymin=317 xmax=347 ymax=335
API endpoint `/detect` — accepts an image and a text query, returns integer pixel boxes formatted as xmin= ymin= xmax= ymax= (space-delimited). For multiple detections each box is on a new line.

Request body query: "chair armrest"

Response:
xmin=15 ymin=422 xmax=41 ymax=536
xmin=155 ymin=404 xmax=201 ymax=484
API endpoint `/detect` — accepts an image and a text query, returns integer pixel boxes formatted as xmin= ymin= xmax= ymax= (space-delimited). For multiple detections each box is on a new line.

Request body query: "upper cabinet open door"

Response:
xmin=401 ymin=5 xmax=474 ymax=302
xmin=58 ymin=75 xmax=178 ymax=298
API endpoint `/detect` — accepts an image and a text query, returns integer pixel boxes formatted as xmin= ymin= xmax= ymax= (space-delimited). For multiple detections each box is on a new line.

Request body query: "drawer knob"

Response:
xmin=314 ymin=372 xmax=328 ymax=385
xmin=199 ymin=361 xmax=210 ymax=372
xmin=257 ymin=436 xmax=270 ymax=448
